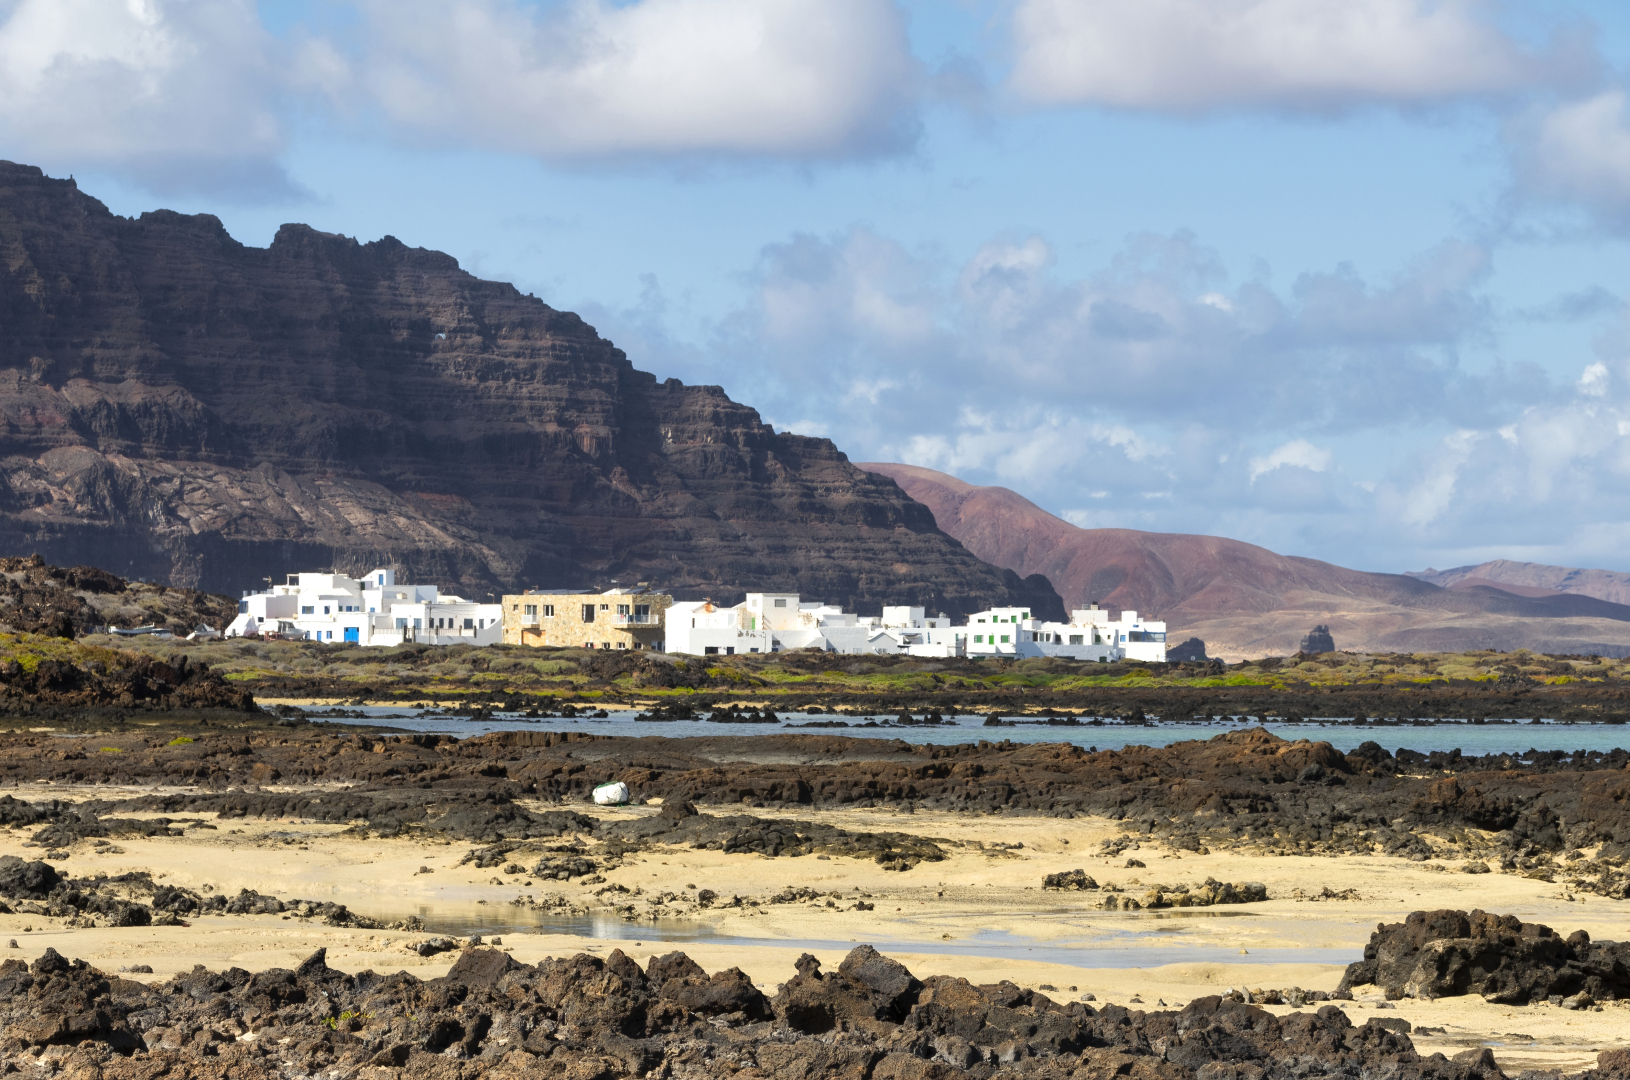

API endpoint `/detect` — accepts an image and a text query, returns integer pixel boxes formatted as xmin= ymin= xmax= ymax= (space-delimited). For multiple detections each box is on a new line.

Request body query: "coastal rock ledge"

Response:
xmin=0 ymin=941 xmax=1615 ymax=1079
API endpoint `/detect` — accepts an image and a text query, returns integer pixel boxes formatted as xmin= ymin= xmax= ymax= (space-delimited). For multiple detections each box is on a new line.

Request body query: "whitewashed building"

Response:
xmin=665 ymin=594 xmax=957 ymax=656
xmin=1076 ymin=603 xmax=1168 ymax=662
xmin=964 ymin=602 xmax=1165 ymax=662
xmin=225 ymin=568 xmax=503 ymax=646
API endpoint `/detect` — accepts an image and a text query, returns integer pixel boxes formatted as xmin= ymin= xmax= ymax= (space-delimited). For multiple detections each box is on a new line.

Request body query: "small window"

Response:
xmin=725 ymin=647 xmax=735 ymax=655
xmin=543 ymin=604 xmax=554 ymax=617
xmin=238 ymin=601 xmax=248 ymax=613
xmin=600 ymin=603 xmax=609 ymax=611
xmin=323 ymin=606 xmax=331 ymax=615
xmin=774 ymin=598 xmax=787 ymax=608
xmin=512 ymin=604 xmax=518 ymax=611
xmin=524 ymin=604 xmax=537 ymax=617
xmin=602 ymin=641 xmax=611 ymax=649
xmin=582 ymin=604 xmax=596 ymax=623
xmin=301 ymin=606 xmax=314 ymax=615
xmin=634 ymin=604 xmax=649 ymax=622
xmin=704 ymin=646 xmax=719 ymax=655
xmin=1000 ymin=635 xmax=1010 ymax=643
xmin=1069 ymin=634 xmax=1084 ymax=645
xmin=617 ymin=604 xmax=630 ymax=616
xmin=463 ymin=618 xmax=474 ymax=630
xmin=974 ymin=635 xmax=983 ymax=643
xmin=749 ymin=647 xmax=759 ymax=653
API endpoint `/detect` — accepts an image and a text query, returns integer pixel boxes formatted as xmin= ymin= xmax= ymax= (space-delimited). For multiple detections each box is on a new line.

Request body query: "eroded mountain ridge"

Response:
xmin=0 ymin=163 xmax=1056 ymax=617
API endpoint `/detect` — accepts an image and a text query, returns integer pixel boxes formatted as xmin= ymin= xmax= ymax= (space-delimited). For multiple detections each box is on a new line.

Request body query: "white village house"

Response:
xmin=662 ymin=593 xmax=1166 ymax=662
xmin=963 ymin=602 xmax=1166 ymax=662
xmin=664 ymin=594 xmax=961 ymax=657
xmin=225 ymin=568 xmax=502 ymax=646
xmin=223 ymin=568 xmax=1168 ymax=662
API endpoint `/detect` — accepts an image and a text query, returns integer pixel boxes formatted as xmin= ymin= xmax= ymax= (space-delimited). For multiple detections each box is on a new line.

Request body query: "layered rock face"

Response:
xmin=0 ymin=163 xmax=1057 ymax=617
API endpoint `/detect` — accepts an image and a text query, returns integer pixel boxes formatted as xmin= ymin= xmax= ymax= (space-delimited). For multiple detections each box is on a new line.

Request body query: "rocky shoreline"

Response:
xmin=0 ymin=726 xmax=1628 ymax=915
xmin=0 ymin=722 xmax=1615 ymax=1076
xmin=2 ymin=725 xmax=1627 ymax=861
xmin=3 ymin=941 xmax=1613 ymax=1080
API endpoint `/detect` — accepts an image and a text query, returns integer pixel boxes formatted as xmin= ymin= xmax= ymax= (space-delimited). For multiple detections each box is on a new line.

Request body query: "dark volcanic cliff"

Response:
xmin=0 ymin=163 xmax=1058 ymax=617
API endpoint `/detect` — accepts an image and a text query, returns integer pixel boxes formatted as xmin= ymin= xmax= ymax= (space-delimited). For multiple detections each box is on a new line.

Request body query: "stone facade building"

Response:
xmin=500 ymin=588 xmax=672 ymax=650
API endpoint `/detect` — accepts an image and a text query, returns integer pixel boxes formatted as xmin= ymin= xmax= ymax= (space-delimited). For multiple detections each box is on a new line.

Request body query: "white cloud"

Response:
xmin=1580 ymin=361 xmax=1611 ymax=397
xmin=1511 ymin=91 xmax=1630 ymax=220
xmin=1249 ymin=439 xmax=1332 ymax=481
xmin=731 ymin=226 xmax=1504 ymax=433
xmin=0 ymin=0 xmax=290 ymax=194
xmin=590 ymin=221 xmax=1610 ymax=568
xmin=1009 ymin=0 xmax=1541 ymax=111
xmin=343 ymin=0 xmax=921 ymax=160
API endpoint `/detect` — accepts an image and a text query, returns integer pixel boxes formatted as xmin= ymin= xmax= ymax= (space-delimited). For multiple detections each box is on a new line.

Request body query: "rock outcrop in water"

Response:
xmin=0 ymin=943 xmax=1558 ymax=1079
xmin=0 ymin=162 xmax=1061 ymax=619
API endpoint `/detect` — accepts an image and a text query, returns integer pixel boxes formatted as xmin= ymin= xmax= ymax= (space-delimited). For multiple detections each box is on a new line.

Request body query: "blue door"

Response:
xmin=343 ymin=627 xmax=359 ymax=643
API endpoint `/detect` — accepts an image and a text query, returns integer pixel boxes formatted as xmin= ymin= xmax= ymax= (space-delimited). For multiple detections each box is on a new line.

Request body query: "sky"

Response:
xmin=9 ymin=0 xmax=1630 ymax=576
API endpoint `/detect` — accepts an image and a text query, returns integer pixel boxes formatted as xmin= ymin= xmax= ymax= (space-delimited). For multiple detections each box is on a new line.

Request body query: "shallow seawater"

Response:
xmin=311 ymin=707 xmax=1630 ymax=757
xmin=358 ymin=905 xmax=1353 ymax=969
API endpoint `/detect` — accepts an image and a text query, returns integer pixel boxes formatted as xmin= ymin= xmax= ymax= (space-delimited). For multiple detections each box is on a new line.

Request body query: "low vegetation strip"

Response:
xmin=40 ymin=631 xmax=1630 ymax=721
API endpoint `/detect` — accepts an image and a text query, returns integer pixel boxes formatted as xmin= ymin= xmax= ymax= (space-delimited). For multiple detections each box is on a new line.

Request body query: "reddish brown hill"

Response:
xmin=859 ymin=462 xmax=1630 ymax=659
xmin=1411 ymin=560 xmax=1630 ymax=607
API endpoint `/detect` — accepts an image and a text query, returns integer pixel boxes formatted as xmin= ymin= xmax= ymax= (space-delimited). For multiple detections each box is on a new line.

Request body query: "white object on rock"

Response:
xmin=593 ymin=781 xmax=630 ymax=806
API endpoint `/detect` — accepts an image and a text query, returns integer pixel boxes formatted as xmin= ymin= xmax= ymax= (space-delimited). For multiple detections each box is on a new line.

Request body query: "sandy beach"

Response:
xmin=5 ymin=787 xmax=1628 ymax=1074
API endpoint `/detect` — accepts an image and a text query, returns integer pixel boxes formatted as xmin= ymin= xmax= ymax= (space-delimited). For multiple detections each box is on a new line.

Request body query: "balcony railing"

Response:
xmin=612 ymin=614 xmax=655 ymax=625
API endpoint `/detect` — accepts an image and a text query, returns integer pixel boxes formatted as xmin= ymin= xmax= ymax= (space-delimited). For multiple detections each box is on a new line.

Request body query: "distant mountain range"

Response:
xmin=1407 ymin=561 xmax=1630 ymax=607
xmin=860 ymin=462 xmax=1630 ymax=660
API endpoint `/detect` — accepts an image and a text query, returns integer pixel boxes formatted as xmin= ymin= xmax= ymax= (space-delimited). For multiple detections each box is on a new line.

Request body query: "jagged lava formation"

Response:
xmin=0 ymin=163 xmax=1058 ymax=618
xmin=0 ymin=942 xmax=1596 ymax=1080
xmin=0 ymin=554 xmax=237 ymax=638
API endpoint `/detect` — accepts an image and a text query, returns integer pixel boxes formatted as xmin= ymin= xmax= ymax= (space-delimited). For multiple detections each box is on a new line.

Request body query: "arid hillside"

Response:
xmin=1410 ymin=560 xmax=1630 ymax=606
xmin=860 ymin=462 xmax=1630 ymax=660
